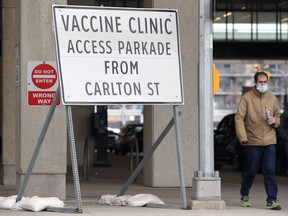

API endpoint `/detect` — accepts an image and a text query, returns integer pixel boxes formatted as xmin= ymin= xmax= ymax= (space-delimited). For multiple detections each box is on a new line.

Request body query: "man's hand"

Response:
xmin=268 ymin=116 xmax=276 ymax=126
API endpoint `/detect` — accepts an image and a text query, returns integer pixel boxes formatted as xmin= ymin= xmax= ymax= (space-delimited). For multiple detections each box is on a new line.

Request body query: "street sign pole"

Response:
xmin=191 ymin=0 xmax=225 ymax=209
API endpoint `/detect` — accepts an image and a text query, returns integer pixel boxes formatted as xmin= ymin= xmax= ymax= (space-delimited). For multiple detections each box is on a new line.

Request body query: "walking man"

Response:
xmin=235 ymin=71 xmax=281 ymax=210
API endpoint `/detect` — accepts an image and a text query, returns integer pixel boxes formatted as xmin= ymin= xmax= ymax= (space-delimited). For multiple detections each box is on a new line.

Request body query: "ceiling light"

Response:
xmin=223 ymin=12 xmax=232 ymax=18
xmin=214 ymin=16 xmax=222 ymax=21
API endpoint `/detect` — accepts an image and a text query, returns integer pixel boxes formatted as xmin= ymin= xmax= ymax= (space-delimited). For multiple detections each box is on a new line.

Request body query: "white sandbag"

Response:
xmin=113 ymin=195 xmax=132 ymax=206
xmin=19 ymin=196 xmax=64 ymax=212
xmin=98 ymin=193 xmax=165 ymax=207
xmin=98 ymin=194 xmax=117 ymax=205
xmin=41 ymin=197 xmax=65 ymax=208
xmin=19 ymin=196 xmax=46 ymax=212
xmin=0 ymin=195 xmax=17 ymax=209
xmin=11 ymin=197 xmax=29 ymax=211
xmin=97 ymin=194 xmax=132 ymax=206
xmin=127 ymin=193 xmax=165 ymax=207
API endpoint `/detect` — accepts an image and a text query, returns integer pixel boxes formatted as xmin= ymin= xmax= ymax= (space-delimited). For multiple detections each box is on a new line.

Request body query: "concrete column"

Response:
xmin=143 ymin=0 xmax=198 ymax=187
xmin=15 ymin=0 xmax=67 ymax=199
xmin=0 ymin=0 xmax=16 ymax=185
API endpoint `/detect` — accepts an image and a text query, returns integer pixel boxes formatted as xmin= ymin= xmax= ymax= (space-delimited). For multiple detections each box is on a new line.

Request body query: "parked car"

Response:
xmin=93 ymin=129 xmax=120 ymax=153
xmin=214 ymin=113 xmax=244 ymax=171
xmin=107 ymin=130 xmax=121 ymax=152
xmin=115 ymin=123 xmax=143 ymax=155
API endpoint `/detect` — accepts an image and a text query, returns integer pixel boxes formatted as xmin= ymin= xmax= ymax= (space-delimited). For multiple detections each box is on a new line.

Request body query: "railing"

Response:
xmin=129 ymin=136 xmax=140 ymax=176
xmin=83 ymin=136 xmax=94 ymax=181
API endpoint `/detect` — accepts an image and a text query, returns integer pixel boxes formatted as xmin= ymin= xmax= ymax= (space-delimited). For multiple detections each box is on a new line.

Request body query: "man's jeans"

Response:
xmin=240 ymin=145 xmax=278 ymax=204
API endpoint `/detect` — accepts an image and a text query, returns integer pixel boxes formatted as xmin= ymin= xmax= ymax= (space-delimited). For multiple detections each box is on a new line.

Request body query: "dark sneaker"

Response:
xmin=240 ymin=196 xmax=251 ymax=207
xmin=266 ymin=201 xmax=281 ymax=210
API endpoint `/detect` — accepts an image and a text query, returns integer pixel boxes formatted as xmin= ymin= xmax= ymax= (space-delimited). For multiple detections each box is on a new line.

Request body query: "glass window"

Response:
xmin=214 ymin=2 xmax=288 ymax=41
xmin=279 ymin=11 xmax=288 ymax=40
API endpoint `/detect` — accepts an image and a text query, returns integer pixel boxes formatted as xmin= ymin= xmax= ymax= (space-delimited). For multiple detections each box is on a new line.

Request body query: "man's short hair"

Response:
xmin=254 ymin=71 xmax=268 ymax=82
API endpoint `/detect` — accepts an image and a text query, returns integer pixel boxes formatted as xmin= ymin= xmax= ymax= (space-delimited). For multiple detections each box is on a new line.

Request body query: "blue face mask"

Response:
xmin=256 ymin=85 xmax=268 ymax=93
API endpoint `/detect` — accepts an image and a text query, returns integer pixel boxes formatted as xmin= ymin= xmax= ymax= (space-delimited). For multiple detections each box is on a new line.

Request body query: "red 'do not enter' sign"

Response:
xmin=31 ymin=63 xmax=57 ymax=89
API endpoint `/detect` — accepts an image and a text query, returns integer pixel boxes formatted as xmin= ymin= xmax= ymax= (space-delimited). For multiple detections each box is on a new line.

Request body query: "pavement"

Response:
xmin=0 ymin=154 xmax=288 ymax=215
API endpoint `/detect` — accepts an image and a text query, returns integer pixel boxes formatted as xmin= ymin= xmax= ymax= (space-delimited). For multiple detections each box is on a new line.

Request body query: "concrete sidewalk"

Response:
xmin=0 ymin=155 xmax=288 ymax=215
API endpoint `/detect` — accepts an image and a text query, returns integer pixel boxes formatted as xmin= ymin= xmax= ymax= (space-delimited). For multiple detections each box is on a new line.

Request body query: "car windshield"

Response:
xmin=133 ymin=126 xmax=143 ymax=133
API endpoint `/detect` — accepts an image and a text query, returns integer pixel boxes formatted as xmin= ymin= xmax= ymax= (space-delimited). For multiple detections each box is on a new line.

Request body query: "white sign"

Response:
xmin=52 ymin=5 xmax=184 ymax=105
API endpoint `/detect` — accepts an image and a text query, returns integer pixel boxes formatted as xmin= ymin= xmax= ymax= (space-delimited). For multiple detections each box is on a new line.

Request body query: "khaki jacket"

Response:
xmin=235 ymin=87 xmax=281 ymax=146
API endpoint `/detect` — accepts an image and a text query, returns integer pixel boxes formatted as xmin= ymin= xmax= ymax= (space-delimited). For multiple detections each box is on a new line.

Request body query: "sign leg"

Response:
xmin=173 ymin=105 xmax=188 ymax=209
xmin=16 ymin=87 xmax=60 ymax=202
xmin=67 ymin=106 xmax=83 ymax=213
xmin=117 ymin=114 xmax=177 ymax=197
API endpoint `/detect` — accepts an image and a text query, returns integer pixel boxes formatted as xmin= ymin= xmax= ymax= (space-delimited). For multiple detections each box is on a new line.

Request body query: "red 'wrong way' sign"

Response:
xmin=27 ymin=61 xmax=60 ymax=106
